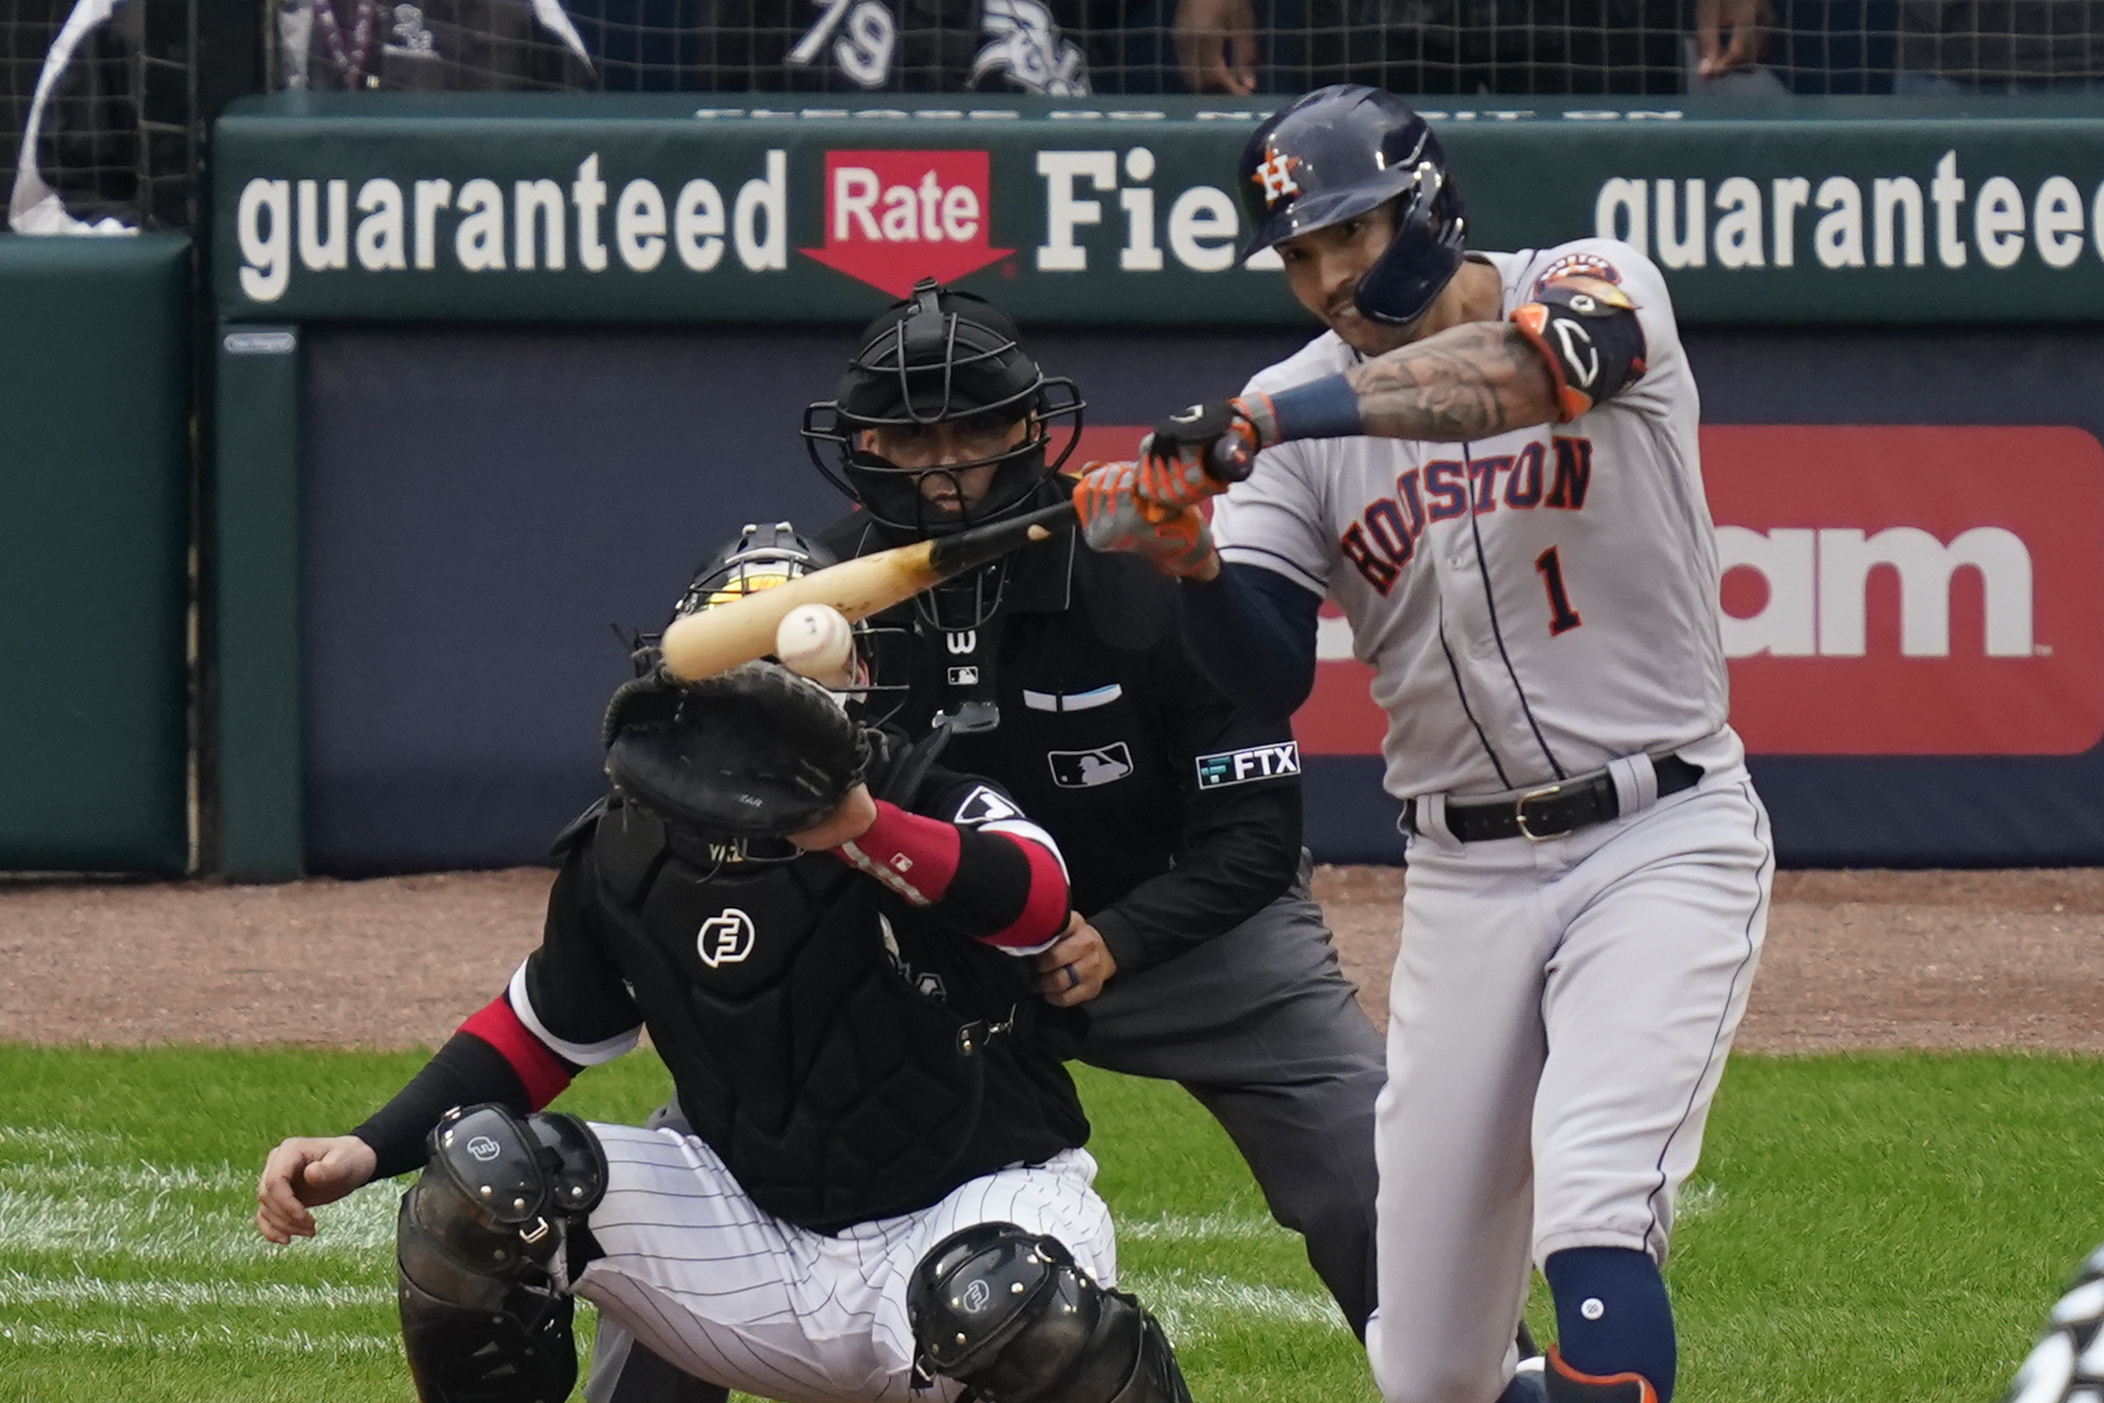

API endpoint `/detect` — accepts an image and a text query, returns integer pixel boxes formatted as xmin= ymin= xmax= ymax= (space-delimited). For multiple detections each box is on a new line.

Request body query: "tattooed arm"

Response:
xmin=1344 ymin=321 xmax=1559 ymax=441
xmin=1234 ymin=320 xmax=1562 ymax=453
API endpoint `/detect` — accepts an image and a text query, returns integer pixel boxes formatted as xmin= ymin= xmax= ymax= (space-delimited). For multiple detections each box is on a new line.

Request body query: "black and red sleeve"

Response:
xmin=830 ymin=781 xmax=1070 ymax=954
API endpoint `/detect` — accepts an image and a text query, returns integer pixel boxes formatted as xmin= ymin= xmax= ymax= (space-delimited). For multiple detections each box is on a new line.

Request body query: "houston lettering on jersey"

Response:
xmin=1079 ymin=420 xmax=2104 ymax=758
xmin=1340 ymin=438 xmax=1594 ymax=595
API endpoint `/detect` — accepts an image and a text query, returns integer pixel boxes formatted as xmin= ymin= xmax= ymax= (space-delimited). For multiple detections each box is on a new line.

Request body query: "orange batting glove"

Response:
xmin=1133 ymin=396 xmax=1269 ymax=508
xmin=1074 ymin=462 xmax=1221 ymax=581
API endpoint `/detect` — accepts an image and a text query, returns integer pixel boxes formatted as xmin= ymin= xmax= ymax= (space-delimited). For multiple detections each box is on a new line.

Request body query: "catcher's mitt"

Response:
xmin=602 ymin=661 xmax=871 ymax=839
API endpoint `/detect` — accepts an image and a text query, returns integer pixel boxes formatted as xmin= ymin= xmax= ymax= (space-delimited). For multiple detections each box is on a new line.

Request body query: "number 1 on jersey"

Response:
xmin=1534 ymin=547 xmax=1582 ymax=635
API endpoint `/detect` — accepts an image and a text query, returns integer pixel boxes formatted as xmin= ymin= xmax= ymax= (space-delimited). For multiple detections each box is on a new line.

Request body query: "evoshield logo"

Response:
xmin=802 ymin=150 xmax=1012 ymax=296
xmin=697 ymin=909 xmax=757 ymax=968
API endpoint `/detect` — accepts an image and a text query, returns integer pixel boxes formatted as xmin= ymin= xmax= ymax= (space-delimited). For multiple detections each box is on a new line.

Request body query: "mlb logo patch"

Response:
xmin=1195 ymin=742 xmax=1301 ymax=788
xmin=1047 ymin=742 xmax=1135 ymax=789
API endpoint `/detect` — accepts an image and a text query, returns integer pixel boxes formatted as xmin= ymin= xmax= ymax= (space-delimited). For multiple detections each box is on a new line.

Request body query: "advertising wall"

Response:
xmin=207 ymin=95 xmax=2104 ymax=875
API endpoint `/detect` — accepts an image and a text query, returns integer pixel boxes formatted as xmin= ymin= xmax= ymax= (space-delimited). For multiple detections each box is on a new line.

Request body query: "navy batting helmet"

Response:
xmin=1238 ymin=86 xmax=1467 ymax=328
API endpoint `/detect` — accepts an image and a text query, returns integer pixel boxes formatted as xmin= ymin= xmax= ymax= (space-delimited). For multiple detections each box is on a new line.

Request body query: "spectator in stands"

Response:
xmin=274 ymin=0 xmax=598 ymax=91
xmin=571 ymin=0 xmax=1093 ymax=95
xmin=8 ymin=0 xmax=155 ymax=232
xmin=1171 ymin=0 xmax=1685 ymax=93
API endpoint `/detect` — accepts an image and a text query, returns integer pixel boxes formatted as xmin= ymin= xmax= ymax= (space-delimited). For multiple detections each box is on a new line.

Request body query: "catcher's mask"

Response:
xmin=802 ymin=278 xmax=1084 ymax=540
xmin=1238 ymin=85 xmax=1467 ymax=329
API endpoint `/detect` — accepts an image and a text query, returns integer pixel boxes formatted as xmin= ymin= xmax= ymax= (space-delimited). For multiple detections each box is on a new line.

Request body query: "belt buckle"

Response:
xmin=1514 ymin=783 xmax=1566 ymax=842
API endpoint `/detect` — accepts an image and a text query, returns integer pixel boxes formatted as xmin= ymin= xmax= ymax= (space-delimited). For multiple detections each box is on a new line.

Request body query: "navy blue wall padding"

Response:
xmin=300 ymin=323 xmax=2104 ymax=875
xmin=299 ymin=324 xmax=1304 ymax=875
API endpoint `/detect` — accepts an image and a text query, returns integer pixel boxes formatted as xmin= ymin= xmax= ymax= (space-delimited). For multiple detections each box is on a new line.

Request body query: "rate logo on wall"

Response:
xmin=802 ymin=150 xmax=1012 ymax=297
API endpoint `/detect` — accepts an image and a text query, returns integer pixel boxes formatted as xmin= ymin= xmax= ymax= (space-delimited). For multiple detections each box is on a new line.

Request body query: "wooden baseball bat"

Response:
xmin=658 ymin=435 xmax=1255 ymax=682
xmin=658 ymin=502 xmax=1077 ymax=682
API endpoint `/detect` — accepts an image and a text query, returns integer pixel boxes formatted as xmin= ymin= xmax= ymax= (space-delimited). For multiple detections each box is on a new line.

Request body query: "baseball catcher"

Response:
xmin=255 ymin=522 xmax=1194 ymax=1403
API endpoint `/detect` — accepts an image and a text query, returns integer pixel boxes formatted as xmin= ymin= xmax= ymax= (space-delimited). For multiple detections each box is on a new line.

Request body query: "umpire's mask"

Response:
xmin=802 ymin=278 xmax=1084 ymax=542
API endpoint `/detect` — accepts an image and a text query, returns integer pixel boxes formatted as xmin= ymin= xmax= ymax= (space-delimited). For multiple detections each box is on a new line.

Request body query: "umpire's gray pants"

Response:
xmin=584 ymin=862 xmax=1386 ymax=1403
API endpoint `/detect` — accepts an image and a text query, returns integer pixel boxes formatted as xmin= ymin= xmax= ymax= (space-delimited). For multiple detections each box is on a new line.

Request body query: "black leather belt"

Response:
xmin=1402 ymin=755 xmax=1703 ymax=844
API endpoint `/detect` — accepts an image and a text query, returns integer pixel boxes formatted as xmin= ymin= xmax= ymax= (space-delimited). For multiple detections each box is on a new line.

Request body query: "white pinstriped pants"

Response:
xmin=569 ymin=1126 xmax=1115 ymax=1403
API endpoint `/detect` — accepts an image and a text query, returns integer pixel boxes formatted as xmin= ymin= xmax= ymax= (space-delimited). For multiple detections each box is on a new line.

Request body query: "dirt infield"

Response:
xmin=5 ymin=866 xmax=2101 ymax=1052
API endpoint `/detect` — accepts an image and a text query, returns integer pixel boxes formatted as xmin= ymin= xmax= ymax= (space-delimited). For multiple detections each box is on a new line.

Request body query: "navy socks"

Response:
xmin=1541 ymin=1247 xmax=1676 ymax=1403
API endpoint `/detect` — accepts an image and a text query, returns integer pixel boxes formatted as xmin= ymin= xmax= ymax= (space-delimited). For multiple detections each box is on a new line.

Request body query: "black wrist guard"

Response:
xmin=1510 ymin=276 xmax=1648 ymax=422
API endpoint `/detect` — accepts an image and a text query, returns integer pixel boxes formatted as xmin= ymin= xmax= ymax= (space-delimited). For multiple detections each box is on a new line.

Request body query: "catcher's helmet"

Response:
xmin=672 ymin=520 xmax=837 ymax=622
xmin=803 ymin=278 xmax=1084 ymax=538
xmin=1238 ymin=86 xmax=1467 ymax=328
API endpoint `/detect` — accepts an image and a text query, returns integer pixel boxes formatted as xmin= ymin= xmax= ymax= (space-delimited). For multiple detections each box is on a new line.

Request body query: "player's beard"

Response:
xmin=1325 ymin=282 xmax=1423 ymax=358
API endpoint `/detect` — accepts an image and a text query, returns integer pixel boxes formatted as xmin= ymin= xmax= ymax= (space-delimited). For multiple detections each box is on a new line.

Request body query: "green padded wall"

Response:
xmin=0 ymin=233 xmax=192 ymax=873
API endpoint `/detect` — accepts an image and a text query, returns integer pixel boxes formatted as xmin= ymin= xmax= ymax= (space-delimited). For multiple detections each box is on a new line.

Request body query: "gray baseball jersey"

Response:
xmin=1213 ymin=237 xmax=1740 ymax=801
xmin=1210 ymin=237 xmax=1774 ymax=1403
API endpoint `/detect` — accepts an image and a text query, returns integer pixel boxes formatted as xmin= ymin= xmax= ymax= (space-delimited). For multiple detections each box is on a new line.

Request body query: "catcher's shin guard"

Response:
xmin=1544 ymin=1347 xmax=1659 ymax=1403
xmin=908 ymin=1222 xmax=1193 ymax=1403
xmin=396 ymin=1104 xmax=608 ymax=1403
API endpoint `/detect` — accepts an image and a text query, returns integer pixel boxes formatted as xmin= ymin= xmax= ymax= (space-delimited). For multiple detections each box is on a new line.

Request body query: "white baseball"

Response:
xmin=775 ymin=603 xmax=855 ymax=683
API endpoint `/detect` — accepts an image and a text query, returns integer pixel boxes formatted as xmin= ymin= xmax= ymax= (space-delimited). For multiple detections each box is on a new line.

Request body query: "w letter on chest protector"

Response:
xmin=1510 ymin=275 xmax=1647 ymax=422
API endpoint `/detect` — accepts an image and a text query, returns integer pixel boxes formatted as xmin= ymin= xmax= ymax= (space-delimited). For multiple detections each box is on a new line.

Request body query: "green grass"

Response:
xmin=0 ymin=1047 xmax=2096 ymax=1402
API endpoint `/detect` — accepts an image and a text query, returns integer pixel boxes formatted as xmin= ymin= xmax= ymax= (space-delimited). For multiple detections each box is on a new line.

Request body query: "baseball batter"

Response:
xmin=1076 ymin=85 xmax=1774 ymax=1403
xmin=254 ymin=527 xmax=1196 ymax=1403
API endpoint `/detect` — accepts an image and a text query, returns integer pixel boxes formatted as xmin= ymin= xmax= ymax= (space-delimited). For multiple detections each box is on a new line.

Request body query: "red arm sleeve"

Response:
xmin=833 ymin=800 xmax=1070 ymax=952
xmin=460 ymin=995 xmax=576 ymax=1110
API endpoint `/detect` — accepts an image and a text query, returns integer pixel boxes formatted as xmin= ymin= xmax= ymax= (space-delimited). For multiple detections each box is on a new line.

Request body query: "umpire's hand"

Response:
xmin=256 ymin=1134 xmax=378 ymax=1244
xmin=1036 ymin=912 xmax=1118 ymax=1006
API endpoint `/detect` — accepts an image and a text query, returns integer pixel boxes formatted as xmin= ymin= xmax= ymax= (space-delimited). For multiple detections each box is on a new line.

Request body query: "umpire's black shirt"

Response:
xmin=820 ymin=476 xmax=1304 ymax=975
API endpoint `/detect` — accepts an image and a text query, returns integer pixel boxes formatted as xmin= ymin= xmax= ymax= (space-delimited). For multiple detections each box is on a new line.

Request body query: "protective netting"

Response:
xmin=530 ymin=0 xmax=2104 ymax=94
xmin=8 ymin=0 xmax=2104 ymax=234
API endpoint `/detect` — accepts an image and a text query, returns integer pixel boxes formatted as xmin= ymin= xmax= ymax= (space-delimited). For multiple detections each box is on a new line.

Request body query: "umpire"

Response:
xmin=806 ymin=278 xmax=1388 ymax=1327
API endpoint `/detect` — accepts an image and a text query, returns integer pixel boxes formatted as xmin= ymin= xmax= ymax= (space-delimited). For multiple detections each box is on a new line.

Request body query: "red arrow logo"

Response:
xmin=802 ymin=149 xmax=1013 ymax=297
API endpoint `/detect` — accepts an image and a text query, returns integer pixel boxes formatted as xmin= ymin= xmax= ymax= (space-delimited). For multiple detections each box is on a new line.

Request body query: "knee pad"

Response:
xmin=1544 ymin=1347 xmax=1658 ymax=1403
xmin=397 ymin=1104 xmax=609 ymax=1403
xmin=907 ymin=1222 xmax=1192 ymax=1403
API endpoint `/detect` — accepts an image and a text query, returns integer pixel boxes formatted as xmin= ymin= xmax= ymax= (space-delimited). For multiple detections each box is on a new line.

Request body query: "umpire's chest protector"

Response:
xmin=584 ymin=798 xmax=1083 ymax=1234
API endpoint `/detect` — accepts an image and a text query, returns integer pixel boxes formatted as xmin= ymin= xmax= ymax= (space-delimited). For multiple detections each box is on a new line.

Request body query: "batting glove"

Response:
xmin=1074 ymin=462 xmax=1221 ymax=581
xmin=1133 ymin=397 xmax=1271 ymax=509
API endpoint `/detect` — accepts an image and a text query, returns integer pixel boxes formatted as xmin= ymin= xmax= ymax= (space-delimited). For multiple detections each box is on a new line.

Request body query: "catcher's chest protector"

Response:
xmin=589 ymin=792 xmax=1079 ymax=1234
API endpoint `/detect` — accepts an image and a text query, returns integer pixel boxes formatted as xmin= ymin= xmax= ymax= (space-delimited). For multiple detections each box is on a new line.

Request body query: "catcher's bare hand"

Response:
xmin=1035 ymin=912 xmax=1118 ymax=1007
xmin=256 ymin=1134 xmax=378 ymax=1244
xmin=789 ymin=782 xmax=879 ymax=851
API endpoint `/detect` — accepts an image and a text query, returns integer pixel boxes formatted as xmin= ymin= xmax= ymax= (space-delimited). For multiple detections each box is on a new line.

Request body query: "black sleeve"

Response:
xmin=1180 ymin=562 xmax=1325 ymax=719
xmin=514 ymin=831 xmax=646 ymax=1050
xmin=1086 ymin=625 xmax=1304 ymax=975
xmin=350 ymin=1032 xmax=533 ymax=1181
xmin=350 ymin=833 xmax=635 ymax=1179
